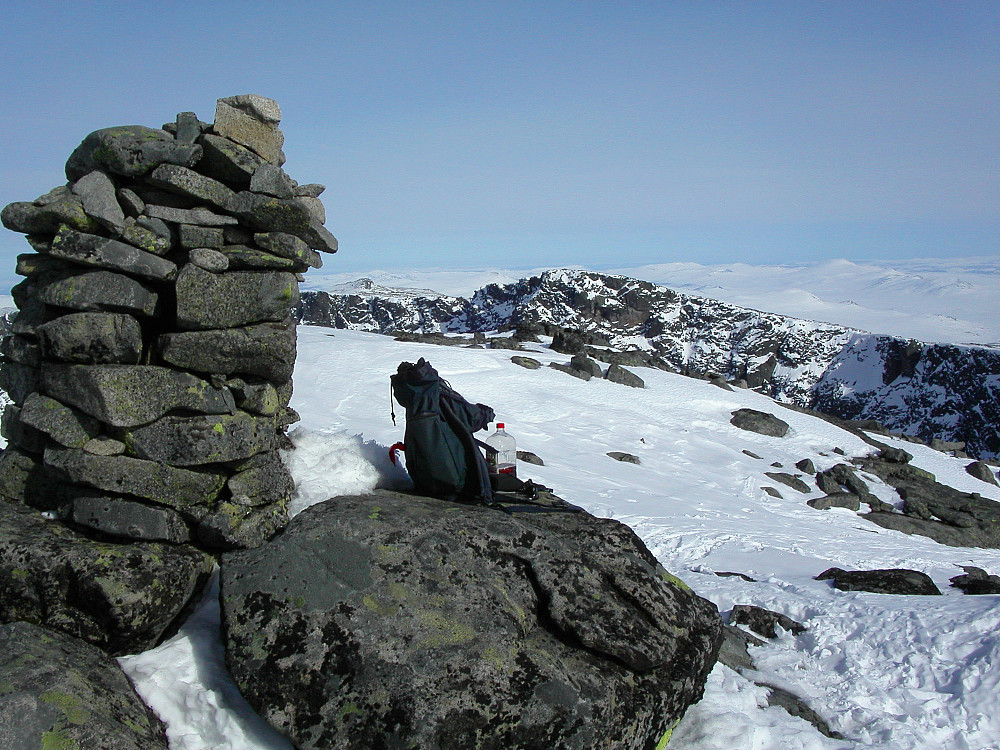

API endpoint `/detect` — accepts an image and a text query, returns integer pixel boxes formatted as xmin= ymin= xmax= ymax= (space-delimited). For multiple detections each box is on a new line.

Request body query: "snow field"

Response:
xmin=118 ymin=326 xmax=1000 ymax=749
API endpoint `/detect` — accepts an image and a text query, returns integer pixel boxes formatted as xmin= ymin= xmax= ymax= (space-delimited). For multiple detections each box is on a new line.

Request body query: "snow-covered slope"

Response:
xmin=118 ymin=327 xmax=1000 ymax=749
xmin=296 ymin=268 xmax=1000 ymax=458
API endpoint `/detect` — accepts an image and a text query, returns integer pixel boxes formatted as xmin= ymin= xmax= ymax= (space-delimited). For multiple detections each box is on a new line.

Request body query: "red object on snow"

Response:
xmin=389 ymin=442 xmax=405 ymax=465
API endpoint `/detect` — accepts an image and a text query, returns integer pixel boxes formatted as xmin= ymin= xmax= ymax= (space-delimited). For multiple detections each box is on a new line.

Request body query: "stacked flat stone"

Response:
xmin=0 ymin=95 xmax=335 ymax=550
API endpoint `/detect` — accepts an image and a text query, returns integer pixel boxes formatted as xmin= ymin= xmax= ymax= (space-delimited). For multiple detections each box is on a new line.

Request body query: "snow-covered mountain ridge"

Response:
xmin=296 ymin=268 xmax=1000 ymax=459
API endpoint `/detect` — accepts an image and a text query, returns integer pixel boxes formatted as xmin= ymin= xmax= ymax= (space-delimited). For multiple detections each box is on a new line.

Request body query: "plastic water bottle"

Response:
xmin=486 ymin=423 xmax=517 ymax=477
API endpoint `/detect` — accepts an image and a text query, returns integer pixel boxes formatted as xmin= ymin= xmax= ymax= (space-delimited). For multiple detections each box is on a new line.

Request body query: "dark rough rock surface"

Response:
xmin=1 ymin=95 xmax=319 ymax=557
xmin=158 ymin=322 xmax=296 ymax=382
xmin=761 ymin=683 xmax=844 ymax=740
xmin=175 ymin=265 xmax=299 ymax=330
xmin=795 ymin=458 xmax=817 ymax=474
xmin=965 ymin=461 xmax=998 ymax=486
xmin=729 ymin=605 xmax=806 ymax=639
xmin=570 ymin=353 xmax=603 ymax=378
xmin=221 ymin=491 xmax=722 ymax=750
xmin=764 ymin=472 xmax=811 ymax=493
xmin=549 ymin=361 xmax=592 ymax=381
xmin=510 ymin=356 xmax=541 ymax=370
xmin=857 ymin=453 xmax=1000 ymax=547
xmin=43 ymin=445 xmax=226 ymax=508
xmin=65 ymin=125 xmax=201 ymax=181
xmin=716 ymin=624 xmax=765 ymax=672
xmin=487 ymin=336 xmax=524 ymax=351
xmin=0 ymin=621 xmax=168 ymax=750
xmin=69 ymin=495 xmax=192 ymax=543
xmin=730 ymin=408 xmax=790 ymax=438
xmin=605 ymin=363 xmax=645 ymax=388
xmin=121 ymin=411 xmax=279 ymax=466
xmin=808 ymin=492 xmax=862 ymax=511
xmin=0 ymin=502 xmax=213 ymax=655
xmin=517 ymin=450 xmax=544 ymax=466
xmin=36 ymin=312 xmax=143 ymax=364
xmin=815 ymin=567 xmax=941 ymax=596
xmin=42 ymin=364 xmax=236 ymax=428
xmin=814 ymin=463 xmax=887 ymax=510
xmin=949 ymin=566 xmax=1000 ymax=594
xmin=607 ymin=451 xmax=641 ymax=464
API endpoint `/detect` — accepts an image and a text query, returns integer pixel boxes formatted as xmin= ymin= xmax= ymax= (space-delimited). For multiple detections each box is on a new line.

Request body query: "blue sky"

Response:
xmin=1 ymin=1 xmax=997 ymax=288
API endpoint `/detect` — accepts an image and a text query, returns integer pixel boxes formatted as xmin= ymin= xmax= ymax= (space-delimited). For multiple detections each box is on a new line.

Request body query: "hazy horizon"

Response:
xmin=1 ymin=2 xmax=996 ymax=279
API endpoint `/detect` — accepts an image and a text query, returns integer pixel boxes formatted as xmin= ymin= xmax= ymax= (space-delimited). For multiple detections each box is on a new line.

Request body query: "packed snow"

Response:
xmin=116 ymin=326 xmax=1000 ymax=749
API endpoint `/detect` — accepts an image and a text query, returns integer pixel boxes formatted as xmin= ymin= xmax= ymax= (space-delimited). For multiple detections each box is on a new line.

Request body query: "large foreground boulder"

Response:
xmin=0 ymin=502 xmax=213 ymax=655
xmin=221 ymin=490 xmax=722 ymax=750
xmin=0 ymin=621 xmax=167 ymax=749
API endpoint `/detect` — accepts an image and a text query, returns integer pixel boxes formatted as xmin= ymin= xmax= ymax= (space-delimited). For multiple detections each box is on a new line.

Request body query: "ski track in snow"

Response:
xmin=115 ymin=326 xmax=1000 ymax=749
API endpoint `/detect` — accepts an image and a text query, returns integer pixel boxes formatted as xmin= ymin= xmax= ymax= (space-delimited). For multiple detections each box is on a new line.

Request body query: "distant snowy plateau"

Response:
xmin=297 ymin=259 xmax=1000 ymax=460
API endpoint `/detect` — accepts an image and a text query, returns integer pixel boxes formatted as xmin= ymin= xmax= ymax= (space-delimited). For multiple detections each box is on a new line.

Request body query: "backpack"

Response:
xmin=390 ymin=358 xmax=495 ymax=503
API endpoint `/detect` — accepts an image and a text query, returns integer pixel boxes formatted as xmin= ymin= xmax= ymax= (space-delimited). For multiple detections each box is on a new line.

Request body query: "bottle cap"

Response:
xmin=497 ymin=423 xmax=505 ymax=429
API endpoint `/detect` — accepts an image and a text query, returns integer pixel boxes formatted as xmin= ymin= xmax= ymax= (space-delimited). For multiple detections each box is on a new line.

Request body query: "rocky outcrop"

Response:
xmin=811 ymin=335 xmax=1000 ymax=459
xmin=0 ymin=621 xmax=168 ymax=750
xmin=950 ymin=566 xmax=1000 ymax=594
xmin=1 ymin=94 xmax=335 ymax=551
xmin=221 ymin=490 xmax=723 ymax=749
xmin=854 ymin=449 xmax=1000 ymax=548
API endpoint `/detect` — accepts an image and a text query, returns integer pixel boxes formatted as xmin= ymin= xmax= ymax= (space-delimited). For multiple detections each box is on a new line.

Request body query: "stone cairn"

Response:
xmin=0 ymin=94 xmax=336 ymax=550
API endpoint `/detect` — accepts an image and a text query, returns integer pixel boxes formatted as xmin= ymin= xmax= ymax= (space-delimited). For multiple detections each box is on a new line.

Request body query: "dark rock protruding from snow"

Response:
xmin=730 ymin=408 xmax=790 ymax=438
xmin=605 ymin=363 xmax=645 ymax=388
xmin=0 ymin=621 xmax=168 ymax=750
xmin=517 ymin=450 xmax=544 ymax=466
xmin=965 ymin=461 xmax=998 ymax=486
xmin=949 ymin=566 xmax=1000 ymax=594
xmin=764 ymin=472 xmax=811 ymax=493
xmin=221 ymin=491 xmax=723 ymax=750
xmin=510 ymin=355 xmax=541 ymax=370
xmin=0 ymin=94 xmax=331 ymax=553
xmin=608 ymin=451 xmax=641 ymax=464
xmin=815 ymin=567 xmax=941 ymax=595
xmin=729 ymin=605 xmax=806 ymax=639
xmin=808 ymin=492 xmax=862 ymax=511
xmin=857 ymin=453 xmax=1000 ymax=548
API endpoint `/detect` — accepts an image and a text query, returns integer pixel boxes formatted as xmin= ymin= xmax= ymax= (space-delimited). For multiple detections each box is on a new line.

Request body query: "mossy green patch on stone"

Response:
xmin=658 ymin=567 xmax=691 ymax=593
xmin=40 ymin=690 xmax=90 ymax=725
xmin=481 ymin=646 xmax=508 ymax=672
xmin=41 ymin=729 xmax=78 ymax=750
xmin=362 ymin=594 xmax=399 ymax=618
xmin=340 ymin=702 xmax=363 ymax=720
xmin=655 ymin=717 xmax=681 ymax=749
xmin=12 ymin=568 xmax=30 ymax=580
xmin=415 ymin=610 xmax=476 ymax=648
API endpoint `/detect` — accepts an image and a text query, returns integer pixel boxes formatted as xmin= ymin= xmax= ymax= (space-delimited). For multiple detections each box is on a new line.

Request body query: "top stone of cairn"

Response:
xmin=214 ymin=95 xmax=284 ymax=164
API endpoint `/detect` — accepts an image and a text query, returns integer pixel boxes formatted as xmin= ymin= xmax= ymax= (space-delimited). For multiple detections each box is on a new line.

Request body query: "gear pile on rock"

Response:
xmin=0 ymin=94 xmax=336 ymax=551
